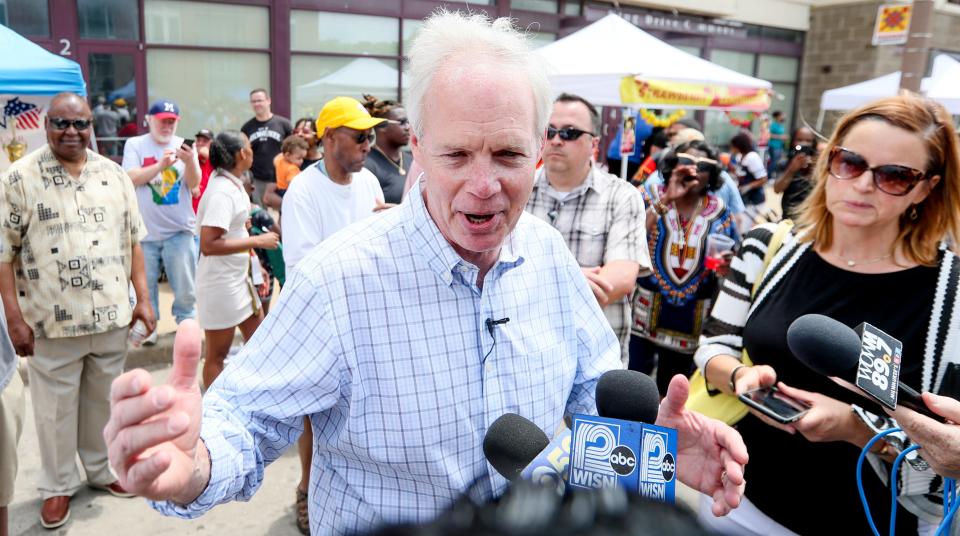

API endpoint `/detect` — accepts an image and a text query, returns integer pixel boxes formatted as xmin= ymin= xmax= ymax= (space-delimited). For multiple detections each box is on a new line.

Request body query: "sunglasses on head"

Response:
xmin=49 ymin=117 xmax=92 ymax=131
xmin=828 ymin=147 xmax=930 ymax=196
xmin=546 ymin=126 xmax=593 ymax=141
xmin=676 ymin=152 xmax=719 ymax=173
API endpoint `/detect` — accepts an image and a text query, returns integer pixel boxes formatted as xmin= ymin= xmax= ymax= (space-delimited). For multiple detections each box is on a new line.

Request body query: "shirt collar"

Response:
xmin=403 ymin=178 xmax=525 ymax=287
xmin=534 ymin=165 xmax=607 ymax=200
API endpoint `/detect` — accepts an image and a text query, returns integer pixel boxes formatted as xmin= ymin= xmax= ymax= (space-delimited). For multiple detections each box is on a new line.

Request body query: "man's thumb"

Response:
xmin=169 ymin=319 xmax=202 ymax=390
xmin=659 ymin=374 xmax=690 ymax=419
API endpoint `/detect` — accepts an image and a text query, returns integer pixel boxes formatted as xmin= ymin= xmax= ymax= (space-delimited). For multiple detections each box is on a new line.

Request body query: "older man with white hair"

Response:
xmin=102 ymin=11 xmax=749 ymax=536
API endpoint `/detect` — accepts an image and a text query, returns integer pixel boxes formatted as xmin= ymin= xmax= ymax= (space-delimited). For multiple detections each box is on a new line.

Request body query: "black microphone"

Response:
xmin=595 ymin=369 xmax=662 ymax=424
xmin=485 ymin=317 xmax=510 ymax=338
xmin=786 ymin=314 xmax=942 ymax=421
xmin=483 ymin=413 xmax=550 ymax=480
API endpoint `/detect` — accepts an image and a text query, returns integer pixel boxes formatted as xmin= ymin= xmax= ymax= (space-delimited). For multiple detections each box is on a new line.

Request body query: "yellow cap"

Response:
xmin=315 ymin=96 xmax=385 ymax=137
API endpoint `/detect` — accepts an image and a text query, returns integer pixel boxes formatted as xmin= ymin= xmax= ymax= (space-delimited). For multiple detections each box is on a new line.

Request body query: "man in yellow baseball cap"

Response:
xmin=315 ymin=96 xmax=385 ymax=137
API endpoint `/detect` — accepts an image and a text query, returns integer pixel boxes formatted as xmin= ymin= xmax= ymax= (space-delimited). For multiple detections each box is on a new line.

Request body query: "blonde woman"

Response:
xmin=695 ymin=95 xmax=960 ymax=535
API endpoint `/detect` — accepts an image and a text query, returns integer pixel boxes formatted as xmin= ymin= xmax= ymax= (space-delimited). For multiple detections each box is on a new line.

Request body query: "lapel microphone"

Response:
xmin=485 ymin=317 xmax=510 ymax=338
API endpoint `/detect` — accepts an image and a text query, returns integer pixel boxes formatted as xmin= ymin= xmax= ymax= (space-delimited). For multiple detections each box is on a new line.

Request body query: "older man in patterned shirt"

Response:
xmin=0 ymin=93 xmax=155 ymax=528
xmin=103 ymin=12 xmax=748 ymax=536
xmin=527 ymin=93 xmax=651 ymax=366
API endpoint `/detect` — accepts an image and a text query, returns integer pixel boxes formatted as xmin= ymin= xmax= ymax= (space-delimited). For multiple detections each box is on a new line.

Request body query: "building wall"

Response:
xmin=799 ymin=0 xmax=960 ymax=134
xmin=609 ymin=0 xmax=812 ymax=31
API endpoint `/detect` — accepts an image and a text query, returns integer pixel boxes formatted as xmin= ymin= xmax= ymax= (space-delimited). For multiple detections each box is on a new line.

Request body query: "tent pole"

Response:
xmin=816 ymin=109 xmax=826 ymax=131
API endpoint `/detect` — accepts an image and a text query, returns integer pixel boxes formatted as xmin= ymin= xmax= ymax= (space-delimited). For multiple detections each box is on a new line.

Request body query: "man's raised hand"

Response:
xmin=104 ymin=320 xmax=209 ymax=503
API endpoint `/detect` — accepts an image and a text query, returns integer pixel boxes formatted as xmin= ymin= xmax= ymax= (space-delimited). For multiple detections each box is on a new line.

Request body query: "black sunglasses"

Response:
xmin=676 ymin=152 xmax=719 ymax=173
xmin=828 ymin=147 xmax=930 ymax=196
xmin=49 ymin=117 xmax=92 ymax=131
xmin=546 ymin=126 xmax=593 ymax=141
xmin=338 ymin=128 xmax=375 ymax=145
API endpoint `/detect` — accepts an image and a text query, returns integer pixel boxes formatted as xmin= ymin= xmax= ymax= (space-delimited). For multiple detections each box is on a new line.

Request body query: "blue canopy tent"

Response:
xmin=0 ymin=24 xmax=86 ymax=96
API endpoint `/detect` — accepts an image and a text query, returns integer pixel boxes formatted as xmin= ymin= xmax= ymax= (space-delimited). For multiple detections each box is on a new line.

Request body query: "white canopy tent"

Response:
xmin=534 ymin=14 xmax=772 ymax=109
xmin=818 ymin=55 xmax=960 ymax=127
xmin=295 ymin=57 xmax=404 ymax=106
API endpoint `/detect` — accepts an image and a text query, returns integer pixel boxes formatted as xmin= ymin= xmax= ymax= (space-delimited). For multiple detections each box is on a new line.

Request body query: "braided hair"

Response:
xmin=361 ymin=94 xmax=401 ymax=119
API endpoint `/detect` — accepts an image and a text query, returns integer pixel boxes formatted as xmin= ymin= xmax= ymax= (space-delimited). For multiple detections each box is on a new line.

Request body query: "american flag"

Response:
xmin=3 ymin=98 xmax=42 ymax=130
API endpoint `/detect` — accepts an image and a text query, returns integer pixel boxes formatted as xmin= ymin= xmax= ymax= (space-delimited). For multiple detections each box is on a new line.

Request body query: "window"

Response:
xmin=0 ymin=0 xmax=49 ymax=37
xmin=291 ymin=56 xmax=401 ymax=121
xmin=563 ymin=1 xmax=582 ymax=16
xmin=770 ymin=83 xmax=796 ymax=133
xmin=79 ymin=0 xmax=139 ymax=40
xmin=291 ymin=11 xmax=399 ymax=55
xmin=145 ymin=0 xmax=268 ymax=48
xmin=402 ymin=19 xmax=423 ymax=55
xmin=147 ymin=49 xmax=269 ymax=136
xmin=675 ymin=45 xmax=702 ymax=58
xmin=757 ymin=54 xmax=799 ymax=83
xmin=512 ymin=0 xmax=559 ymax=13
xmin=528 ymin=31 xmax=556 ymax=48
xmin=709 ymin=50 xmax=755 ymax=76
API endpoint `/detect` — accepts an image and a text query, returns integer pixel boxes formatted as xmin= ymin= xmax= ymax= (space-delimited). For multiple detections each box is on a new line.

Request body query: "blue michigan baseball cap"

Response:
xmin=148 ymin=99 xmax=180 ymax=120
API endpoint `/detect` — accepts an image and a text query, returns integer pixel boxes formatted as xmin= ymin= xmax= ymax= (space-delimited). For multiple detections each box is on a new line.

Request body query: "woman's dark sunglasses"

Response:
xmin=676 ymin=152 xmax=719 ymax=173
xmin=828 ymin=147 xmax=929 ymax=196
xmin=49 ymin=117 xmax=92 ymax=131
xmin=546 ymin=126 xmax=593 ymax=141
xmin=376 ymin=118 xmax=410 ymax=129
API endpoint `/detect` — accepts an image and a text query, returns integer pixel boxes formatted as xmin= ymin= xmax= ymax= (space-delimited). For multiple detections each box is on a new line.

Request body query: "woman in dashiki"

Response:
xmin=630 ymin=140 xmax=740 ymax=394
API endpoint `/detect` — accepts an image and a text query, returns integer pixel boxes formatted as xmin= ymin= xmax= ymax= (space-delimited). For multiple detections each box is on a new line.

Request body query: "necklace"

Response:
xmin=675 ymin=195 xmax=705 ymax=267
xmin=833 ymin=251 xmax=893 ymax=267
xmin=373 ymin=146 xmax=405 ymax=175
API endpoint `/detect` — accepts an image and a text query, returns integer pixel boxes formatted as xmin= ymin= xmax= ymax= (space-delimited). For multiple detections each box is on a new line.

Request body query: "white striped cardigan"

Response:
xmin=693 ymin=222 xmax=960 ymax=524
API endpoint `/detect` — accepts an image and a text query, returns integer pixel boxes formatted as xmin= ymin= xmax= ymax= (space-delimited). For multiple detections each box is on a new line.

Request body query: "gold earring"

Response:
xmin=910 ymin=205 xmax=919 ymax=220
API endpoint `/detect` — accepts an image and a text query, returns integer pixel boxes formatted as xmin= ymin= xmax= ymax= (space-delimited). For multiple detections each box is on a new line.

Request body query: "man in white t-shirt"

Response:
xmin=279 ymin=95 xmax=386 ymax=534
xmin=281 ymin=96 xmax=387 ymax=273
xmin=122 ymin=100 xmax=201 ymax=341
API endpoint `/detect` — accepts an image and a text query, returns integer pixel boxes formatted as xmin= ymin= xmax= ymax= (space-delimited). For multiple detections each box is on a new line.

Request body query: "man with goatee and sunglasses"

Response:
xmin=0 ymin=92 xmax=154 ymax=529
xmin=526 ymin=93 xmax=651 ymax=366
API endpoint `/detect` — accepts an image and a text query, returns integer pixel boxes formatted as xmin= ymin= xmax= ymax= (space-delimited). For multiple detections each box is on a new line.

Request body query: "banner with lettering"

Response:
xmin=1 ymin=94 xmax=51 ymax=172
xmin=619 ymin=77 xmax=771 ymax=112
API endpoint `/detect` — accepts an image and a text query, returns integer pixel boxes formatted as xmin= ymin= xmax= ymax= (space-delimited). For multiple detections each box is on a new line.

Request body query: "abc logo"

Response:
xmin=609 ymin=446 xmax=637 ymax=476
xmin=660 ymin=452 xmax=676 ymax=482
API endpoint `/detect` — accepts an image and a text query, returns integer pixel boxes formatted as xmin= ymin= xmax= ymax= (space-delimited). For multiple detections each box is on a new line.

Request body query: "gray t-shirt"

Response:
xmin=122 ymin=134 xmax=196 ymax=242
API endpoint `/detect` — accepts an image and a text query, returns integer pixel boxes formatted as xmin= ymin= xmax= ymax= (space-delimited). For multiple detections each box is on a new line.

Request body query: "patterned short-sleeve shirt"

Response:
xmin=0 ymin=145 xmax=146 ymax=339
xmin=526 ymin=166 xmax=651 ymax=364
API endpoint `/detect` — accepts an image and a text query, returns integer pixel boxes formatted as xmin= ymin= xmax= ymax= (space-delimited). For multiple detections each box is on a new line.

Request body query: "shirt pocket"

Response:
xmin=511 ymin=341 xmax=576 ymax=426
xmin=571 ymin=223 xmax=607 ymax=267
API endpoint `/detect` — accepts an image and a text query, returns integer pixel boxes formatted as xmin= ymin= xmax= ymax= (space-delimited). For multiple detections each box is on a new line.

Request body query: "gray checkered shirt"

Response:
xmin=526 ymin=166 xmax=651 ymax=364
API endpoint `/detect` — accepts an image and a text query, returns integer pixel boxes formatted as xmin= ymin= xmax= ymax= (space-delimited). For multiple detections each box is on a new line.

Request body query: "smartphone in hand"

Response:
xmin=739 ymin=386 xmax=811 ymax=424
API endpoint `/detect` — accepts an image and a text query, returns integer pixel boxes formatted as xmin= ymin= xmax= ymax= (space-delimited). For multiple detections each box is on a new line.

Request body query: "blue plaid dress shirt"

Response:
xmin=152 ymin=181 xmax=622 ymax=535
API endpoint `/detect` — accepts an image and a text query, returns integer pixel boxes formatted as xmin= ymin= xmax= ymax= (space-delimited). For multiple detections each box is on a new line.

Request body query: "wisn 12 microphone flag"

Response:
xmin=567 ymin=415 xmax=677 ymax=503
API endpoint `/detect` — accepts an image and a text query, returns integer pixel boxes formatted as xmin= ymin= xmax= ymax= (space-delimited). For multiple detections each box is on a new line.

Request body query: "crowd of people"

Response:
xmin=1 ymin=8 xmax=960 ymax=536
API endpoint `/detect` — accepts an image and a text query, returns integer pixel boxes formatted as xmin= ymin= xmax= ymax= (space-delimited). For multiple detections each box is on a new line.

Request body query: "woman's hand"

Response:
xmin=663 ymin=164 xmax=698 ymax=203
xmin=254 ymin=232 xmax=279 ymax=250
xmin=775 ymin=382 xmax=863 ymax=444
xmin=732 ymin=364 xmax=777 ymax=396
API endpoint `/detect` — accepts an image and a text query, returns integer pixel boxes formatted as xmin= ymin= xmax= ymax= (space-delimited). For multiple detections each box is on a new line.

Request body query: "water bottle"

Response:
xmin=128 ymin=319 xmax=149 ymax=348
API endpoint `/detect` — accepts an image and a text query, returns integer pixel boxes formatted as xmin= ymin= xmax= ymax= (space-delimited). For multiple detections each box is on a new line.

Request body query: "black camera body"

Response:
xmin=789 ymin=144 xmax=816 ymax=158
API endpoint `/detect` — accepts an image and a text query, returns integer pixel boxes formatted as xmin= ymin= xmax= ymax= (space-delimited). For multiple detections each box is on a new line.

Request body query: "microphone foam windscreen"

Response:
xmin=786 ymin=314 xmax=862 ymax=377
xmin=595 ymin=369 xmax=661 ymax=424
xmin=483 ymin=413 xmax=550 ymax=480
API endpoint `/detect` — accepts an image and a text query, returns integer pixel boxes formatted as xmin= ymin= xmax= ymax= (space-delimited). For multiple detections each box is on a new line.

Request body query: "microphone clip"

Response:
xmin=485 ymin=317 xmax=510 ymax=338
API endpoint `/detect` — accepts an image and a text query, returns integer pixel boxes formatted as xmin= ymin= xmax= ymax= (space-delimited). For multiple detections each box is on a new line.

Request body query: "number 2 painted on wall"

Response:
xmin=59 ymin=38 xmax=72 ymax=56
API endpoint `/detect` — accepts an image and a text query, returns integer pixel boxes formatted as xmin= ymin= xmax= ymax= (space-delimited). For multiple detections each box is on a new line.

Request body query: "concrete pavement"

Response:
xmin=9 ymin=283 xmax=302 ymax=535
xmin=9 ymin=363 xmax=304 ymax=536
